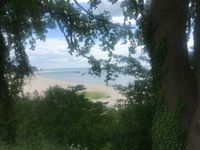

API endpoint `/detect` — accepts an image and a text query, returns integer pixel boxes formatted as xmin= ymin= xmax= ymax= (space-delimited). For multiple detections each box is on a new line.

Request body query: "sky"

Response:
xmin=25 ymin=0 xmax=194 ymax=69
xmin=26 ymin=0 xmax=129 ymax=69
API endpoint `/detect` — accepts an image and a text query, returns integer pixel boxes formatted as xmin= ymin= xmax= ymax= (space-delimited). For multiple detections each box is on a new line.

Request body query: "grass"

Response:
xmin=84 ymin=91 xmax=110 ymax=100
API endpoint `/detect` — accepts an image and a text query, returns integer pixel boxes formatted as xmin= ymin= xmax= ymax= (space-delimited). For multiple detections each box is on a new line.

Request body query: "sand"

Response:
xmin=23 ymin=75 xmax=124 ymax=106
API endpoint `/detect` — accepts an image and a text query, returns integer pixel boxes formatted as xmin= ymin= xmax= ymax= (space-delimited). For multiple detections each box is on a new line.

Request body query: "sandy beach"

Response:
xmin=24 ymin=75 xmax=124 ymax=106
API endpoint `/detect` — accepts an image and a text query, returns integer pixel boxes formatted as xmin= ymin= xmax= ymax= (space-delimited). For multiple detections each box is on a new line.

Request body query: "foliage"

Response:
xmin=2 ymin=83 xmax=157 ymax=150
xmin=1 ymin=0 xmax=195 ymax=148
xmin=14 ymin=86 xmax=116 ymax=150
xmin=1 ymin=78 xmax=158 ymax=150
xmin=0 ymin=0 xmax=122 ymax=143
xmin=0 ymin=142 xmax=88 ymax=150
xmin=112 ymin=78 xmax=155 ymax=150
xmin=150 ymin=39 xmax=184 ymax=149
xmin=152 ymin=100 xmax=184 ymax=150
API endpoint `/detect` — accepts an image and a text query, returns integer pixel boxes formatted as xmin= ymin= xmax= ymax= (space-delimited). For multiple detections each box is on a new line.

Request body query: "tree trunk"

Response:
xmin=186 ymin=0 xmax=200 ymax=149
xmin=0 ymin=29 xmax=15 ymax=144
xmin=151 ymin=0 xmax=197 ymax=131
xmin=148 ymin=0 xmax=198 ymax=146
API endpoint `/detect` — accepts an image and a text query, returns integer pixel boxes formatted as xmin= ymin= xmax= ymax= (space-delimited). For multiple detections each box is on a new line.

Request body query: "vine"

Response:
xmin=151 ymin=39 xmax=184 ymax=150
xmin=152 ymin=98 xmax=184 ymax=150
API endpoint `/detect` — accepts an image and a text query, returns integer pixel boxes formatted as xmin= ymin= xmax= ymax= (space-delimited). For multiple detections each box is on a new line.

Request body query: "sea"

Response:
xmin=37 ymin=68 xmax=134 ymax=86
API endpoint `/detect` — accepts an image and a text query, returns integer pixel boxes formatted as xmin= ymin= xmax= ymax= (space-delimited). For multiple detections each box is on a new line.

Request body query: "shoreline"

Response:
xmin=24 ymin=75 xmax=124 ymax=106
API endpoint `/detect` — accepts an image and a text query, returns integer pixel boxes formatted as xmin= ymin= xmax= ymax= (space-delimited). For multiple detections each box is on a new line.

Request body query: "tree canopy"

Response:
xmin=1 ymin=0 xmax=200 ymax=149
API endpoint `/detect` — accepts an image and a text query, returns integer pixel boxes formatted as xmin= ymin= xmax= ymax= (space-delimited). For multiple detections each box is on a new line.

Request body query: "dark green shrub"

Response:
xmin=15 ymin=86 xmax=115 ymax=150
xmin=14 ymin=81 xmax=155 ymax=150
xmin=112 ymin=79 xmax=155 ymax=150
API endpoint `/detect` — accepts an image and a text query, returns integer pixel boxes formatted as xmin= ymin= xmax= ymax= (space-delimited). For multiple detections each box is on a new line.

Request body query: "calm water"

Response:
xmin=37 ymin=68 xmax=134 ymax=85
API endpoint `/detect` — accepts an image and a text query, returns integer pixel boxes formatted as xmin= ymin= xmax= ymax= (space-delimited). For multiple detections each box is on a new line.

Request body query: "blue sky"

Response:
xmin=26 ymin=0 xmax=194 ymax=69
xmin=27 ymin=28 xmax=91 ymax=69
xmin=26 ymin=27 xmax=131 ymax=69
xmin=26 ymin=0 xmax=130 ymax=69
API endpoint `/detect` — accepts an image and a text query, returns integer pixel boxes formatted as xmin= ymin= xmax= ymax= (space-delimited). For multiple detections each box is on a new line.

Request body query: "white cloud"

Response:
xmin=90 ymin=45 xmax=109 ymax=59
xmin=26 ymin=38 xmax=89 ymax=69
xmin=26 ymin=37 xmax=130 ymax=69
xmin=113 ymin=42 xmax=129 ymax=56
xmin=112 ymin=16 xmax=124 ymax=24
xmin=26 ymin=0 xmax=133 ymax=69
xmin=73 ymin=0 xmax=126 ymax=24
xmin=14 ymin=0 xmax=151 ymax=73
xmin=94 ymin=0 xmax=123 ymax=17
xmin=76 ymin=0 xmax=89 ymax=3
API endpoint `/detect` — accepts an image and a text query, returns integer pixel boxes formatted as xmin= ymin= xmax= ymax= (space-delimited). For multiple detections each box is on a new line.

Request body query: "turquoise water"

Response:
xmin=37 ymin=68 xmax=134 ymax=85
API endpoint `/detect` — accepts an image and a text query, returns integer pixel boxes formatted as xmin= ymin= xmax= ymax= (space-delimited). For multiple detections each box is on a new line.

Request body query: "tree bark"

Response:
xmin=0 ymin=29 xmax=15 ymax=144
xmin=149 ymin=0 xmax=197 ymax=138
xmin=186 ymin=0 xmax=200 ymax=149
xmin=146 ymin=0 xmax=200 ymax=150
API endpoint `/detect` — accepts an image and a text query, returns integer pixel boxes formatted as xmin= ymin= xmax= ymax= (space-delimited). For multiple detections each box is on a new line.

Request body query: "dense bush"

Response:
xmin=14 ymin=86 xmax=116 ymax=150
xmin=5 ymin=81 xmax=155 ymax=150
xmin=0 ymin=142 xmax=89 ymax=150
xmin=112 ymin=79 xmax=155 ymax=150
